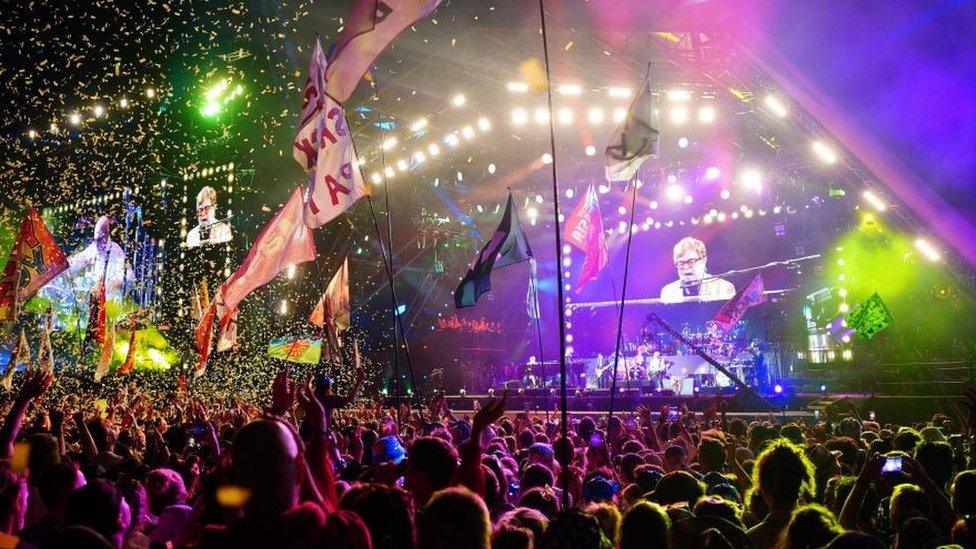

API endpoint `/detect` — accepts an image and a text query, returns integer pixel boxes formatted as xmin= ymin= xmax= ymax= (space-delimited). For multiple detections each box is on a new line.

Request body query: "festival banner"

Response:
xmin=846 ymin=292 xmax=893 ymax=340
xmin=267 ymin=336 xmax=322 ymax=365
xmin=454 ymin=192 xmax=533 ymax=308
xmin=38 ymin=309 xmax=54 ymax=374
xmin=83 ymin=276 xmax=107 ymax=353
xmin=713 ymin=274 xmax=768 ymax=332
xmin=303 ymin=92 xmax=368 ymax=229
xmin=605 ymin=74 xmax=659 ymax=182
xmin=293 ymin=38 xmax=329 ymax=173
xmin=310 ymin=257 xmax=350 ymax=330
xmin=94 ymin=320 xmax=114 ymax=382
xmin=326 ymin=0 xmax=444 ymax=104
xmin=563 ymin=185 xmax=608 ymax=293
xmin=1 ymin=329 xmax=31 ymax=391
xmin=196 ymin=188 xmax=316 ymax=374
xmin=0 ymin=208 xmax=69 ymax=320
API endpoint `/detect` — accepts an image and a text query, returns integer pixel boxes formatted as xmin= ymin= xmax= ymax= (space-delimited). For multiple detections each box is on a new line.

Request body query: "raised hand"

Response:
xmin=473 ymin=394 xmax=507 ymax=434
xmin=18 ymin=369 xmax=54 ymax=403
xmin=297 ymin=378 xmax=326 ymax=430
xmin=269 ymin=365 xmax=297 ymax=416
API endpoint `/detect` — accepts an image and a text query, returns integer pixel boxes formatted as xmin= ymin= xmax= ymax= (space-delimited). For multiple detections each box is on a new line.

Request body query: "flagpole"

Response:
xmin=529 ymin=259 xmax=549 ymax=423
xmin=607 ymin=178 xmax=639 ymax=437
xmin=538 ymin=0 xmax=571 ymax=510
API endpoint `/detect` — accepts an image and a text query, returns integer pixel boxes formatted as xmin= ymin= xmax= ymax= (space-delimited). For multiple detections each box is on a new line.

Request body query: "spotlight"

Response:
xmin=49 ymin=123 xmax=58 ymax=133
xmin=412 ymin=151 xmax=426 ymax=163
xmin=740 ymin=168 xmax=763 ymax=193
xmin=410 ymin=118 xmax=428 ymax=132
xmin=541 ymin=153 xmax=553 ymax=164
xmin=533 ymin=107 xmax=549 ymax=124
xmin=862 ymin=190 xmax=887 ymax=212
xmin=427 ymin=143 xmax=441 ymax=156
xmin=27 ymin=129 xmax=36 ymax=139
xmin=811 ymin=141 xmax=838 ymax=164
xmin=841 ymin=349 xmax=853 ymax=361
xmin=119 ymin=98 xmax=129 ymax=108
xmin=93 ymin=105 xmax=105 ymax=117
xmin=705 ymin=166 xmax=721 ymax=180
xmin=764 ymin=95 xmax=788 ymax=117
xmin=565 ymin=189 xmax=574 ymax=199
xmin=396 ymin=159 xmax=408 ymax=171
xmin=613 ymin=107 xmax=627 ymax=122
xmin=279 ymin=299 xmax=288 ymax=315
xmin=451 ymin=93 xmax=466 ymax=107
xmin=773 ymin=383 xmax=783 ymax=394
xmin=488 ymin=163 xmax=496 ymax=174
xmin=507 ymin=81 xmax=529 ymax=92
xmin=683 ymin=194 xmax=693 ymax=204
xmin=669 ymin=106 xmax=689 ymax=125
xmin=558 ymin=83 xmax=582 ymax=96
xmin=820 ymin=384 xmax=827 ymax=392
xmin=677 ymin=137 xmax=689 ymax=148
xmin=557 ymin=108 xmax=573 ymax=125
xmin=584 ymin=145 xmax=596 ymax=156
xmin=444 ymin=133 xmax=460 ymax=147
xmin=608 ymin=86 xmax=632 ymax=98
xmin=666 ymin=184 xmax=684 ymax=202
xmin=461 ymin=126 xmax=475 ymax=139
xmin=382 ymin=137 xmax=398 ymax=151
xmin=477 ymin=117 xmax=491 ymax=131
xmin=383 ymin=166 xmax=395 ymax=178
xmin=618 ymin=206 xmax=627 ymax=215
xmin=69 ymin=113 xmax=81 ymax=125
xmin=145 ymin=87 xmax=156 ymax=98
xmin=370 ymin=172 xmax=382 ymax=184
xmin=511 ymin=108 xmax=528 ymax=125
xmin=698 ymin=105 xmax=716 ymax=124
xmin=587 ymin=107 xmax=604 ymax=124
xmin=667 ymin=89 xmax=692 ymax=101
xmin=914 ymin=237 xmax=942 ymax=262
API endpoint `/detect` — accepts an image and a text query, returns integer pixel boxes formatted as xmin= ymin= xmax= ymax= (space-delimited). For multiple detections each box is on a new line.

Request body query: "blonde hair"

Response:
xmin=673 ymin=237 xmax=706 ymax=261
xmin=196 ymin=186 xmax=217 ymax=207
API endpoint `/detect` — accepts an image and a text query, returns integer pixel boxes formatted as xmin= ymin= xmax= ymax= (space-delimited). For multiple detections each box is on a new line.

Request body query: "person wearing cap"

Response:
xmin=372 ymin=435 xmax=406 ymax=465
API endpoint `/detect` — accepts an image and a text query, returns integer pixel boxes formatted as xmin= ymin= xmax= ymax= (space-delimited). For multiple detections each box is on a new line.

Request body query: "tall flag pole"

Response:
xmin=526 ymin=258 xmax=550 ymax=422
xmin=537 ymin=0 xmax=571 ymax=510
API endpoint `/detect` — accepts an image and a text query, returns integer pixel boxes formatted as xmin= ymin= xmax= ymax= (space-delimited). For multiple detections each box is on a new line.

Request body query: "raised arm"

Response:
xmin=0 ymin=370 xmax=53 ymax=458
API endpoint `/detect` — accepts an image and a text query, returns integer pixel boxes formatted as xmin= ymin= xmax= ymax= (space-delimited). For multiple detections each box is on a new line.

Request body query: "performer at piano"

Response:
xmin=660 ymin=237 xmax=736 ymax=303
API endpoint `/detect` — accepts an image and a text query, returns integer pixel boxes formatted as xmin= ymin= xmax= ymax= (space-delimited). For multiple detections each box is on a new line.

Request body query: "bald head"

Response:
xmin=232 ymin=419 xmax=301 ymax=517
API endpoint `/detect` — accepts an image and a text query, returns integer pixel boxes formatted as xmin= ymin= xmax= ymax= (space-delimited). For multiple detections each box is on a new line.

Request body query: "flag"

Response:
xmin=455 ymin=192 xmax=533 ymax=308
xmin=190 ymin=278 xmax=210 ymax=323
xmin=196 ymin=188 xmax=316 ymax=372
xmin=94 ymin=321 xmax=114 ymax=382
xmin=526 ymin=258 xmax=541 ymax=320
xmin=293 ymin=38 xmax=329 ymax=173
xmin=563 ymin=185 xmax=608 ymax=293
xmin=310 ymin=257 xmax=350 ymax=331
xmin=83 ymin=276 xmax=107 ymax=352
xmin=118 ymin=327 xmax=137 ymax=376
xmin=0 ymin=208 xmax=69 ymax=320
xmin=302 ymin=92 xmax=368 ymax=228
xmin=846 ymin=292 xmax=893 ymax=340
xmin=38 ymin=310 xmax=54 ymax=374
xmin=326 ymin=0 xmax=443 ymax=104
xmin=713 ymin=274 xmax=768 ymax=332
xmin=1 ymin=329 xmax=31 ymax=391
xmin=605 ymin=75 xmax=658 ymax=182
xmin=268 ymin=336 xmax=322 ymax=365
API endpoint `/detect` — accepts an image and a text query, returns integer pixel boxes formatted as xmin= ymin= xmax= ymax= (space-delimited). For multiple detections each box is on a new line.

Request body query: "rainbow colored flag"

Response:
xmin=268 ymin=337 xmax=322 ymax=365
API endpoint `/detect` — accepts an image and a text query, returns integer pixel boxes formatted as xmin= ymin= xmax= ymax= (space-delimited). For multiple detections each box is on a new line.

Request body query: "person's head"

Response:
xmin=316 ymin=509 xmax=373 ymax=549
xmin=372 ymin=435 xmax=406 ymax=465
xmin=781 ymin=424 xmax=806 ymax=446
xmin=952 ymin=470 xmax=976 ymax=516
xmin=892 ymin=429 xmax=921 ymax=453
xmin=498 ymin=507 xmax=549 ymax=542
xmin=340 ymin=484 xmax=415 ymax=549
xmin=890 ymin=483 xmax=932 ymax=529
xmin=87 ymin=418 xmax=118 ymax=453
xmin=663 ymin=445 xmax=688 ymax=472
xmin=38 ymin=462 xmax=86 ymax=519
xmin=837 ymin=417 xmax=861 ymax=440
xmin=673 ymin=237 xmax=708 ymax=283
xmin=915 ymin=441 xmax=955 ymax=488
xmin=522 ymin=463 xmax=555 ymax=492
xmin=619 ymin=501 xmax=670 ymax=549
xmin=0 ymin=468 xmax=27 ymax=534
xmin=527 ymin=443 xmax=556 ymax=470
xmin=404 ymin=437 xmax=458 ymax=507
xmin=693 ymin=495 xmax=743 ymax=526
xmin=518 ymin=487 xmax=559 ymax=519
xmin=651 ymin=471 xmax=706 ymax=508
xmin=897 ymin=516 xmax=941 ymax=549
xmin=230 ymin=419 xmax=301 ymax=517
xmin=538 ymin=508 xmax=610 ymax=549
xmin=753 ymin=439 xmax=816 ymax=511
xmin=618 ymin=453 xmax=644 ymax=484
xmin=27 ymin=433 xmax=61 ymax=480
xmin=782 ymin=503 xmax=843 ymax=549
xmin=94 ymin=215 xmax=112 ymax=251
xmin=698 ymin=437 xmax=725 ymax=473
xmin=584 ymin=502 xmax=621 ymax=545
xmin=196 ymin=186 xmax=218 ymax=224
xmin=64 ymin=479 xmax=130 ymax=548
xmin=582 ymin=474 xmax=619 ymax=504
xmin=417 ymin=487 xmax=490 ymax=549
xmin=824 ymin=531 xmax=887 ymax=549
xmin=144 ymin=468 xmax=187 ymax=516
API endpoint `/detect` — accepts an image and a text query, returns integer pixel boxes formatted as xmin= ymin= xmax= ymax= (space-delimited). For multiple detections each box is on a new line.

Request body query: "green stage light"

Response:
xmin=200 ymin=78 xmax=244 ymax=118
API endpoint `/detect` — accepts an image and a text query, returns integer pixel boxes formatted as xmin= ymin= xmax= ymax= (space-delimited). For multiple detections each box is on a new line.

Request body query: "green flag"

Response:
xmin=845 ymin=292 xmax=893 ymax=340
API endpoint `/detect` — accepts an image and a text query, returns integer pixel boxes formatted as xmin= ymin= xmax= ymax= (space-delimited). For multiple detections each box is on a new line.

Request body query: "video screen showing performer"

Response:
xmin=65 ymin=215 xmax=135 ymax=303
xmin=660 ymin=236 xmax=736 ymax=303
xmin=185 ymin=186 xmax=232 ymax=248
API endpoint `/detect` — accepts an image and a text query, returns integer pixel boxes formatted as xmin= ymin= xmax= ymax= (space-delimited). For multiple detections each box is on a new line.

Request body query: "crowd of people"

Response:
xmin=0 ymin=360 xmax=974 ymax=549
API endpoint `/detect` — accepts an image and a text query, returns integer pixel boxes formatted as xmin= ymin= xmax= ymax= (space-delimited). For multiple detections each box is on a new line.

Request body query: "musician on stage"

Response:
xmin=660 ymin=237 xmax=735 ymax=303
xmin=185 ymin=186 xmax=232 ymax=248
xmin=66 ymin=215 xmax=134 ymax=302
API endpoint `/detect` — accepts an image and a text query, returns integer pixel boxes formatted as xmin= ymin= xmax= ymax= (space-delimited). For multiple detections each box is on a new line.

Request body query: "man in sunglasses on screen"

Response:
xmin=660 ymin=237 xmax=735 ymax=303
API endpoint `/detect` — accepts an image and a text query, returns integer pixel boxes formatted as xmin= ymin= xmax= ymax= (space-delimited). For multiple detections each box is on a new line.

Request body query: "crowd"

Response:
xmin=0 ymin=358 xmax=974 ymax=549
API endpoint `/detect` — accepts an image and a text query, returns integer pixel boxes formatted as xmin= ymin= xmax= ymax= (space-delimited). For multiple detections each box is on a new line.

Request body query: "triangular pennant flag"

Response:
xmin=310 ymin=257 xmax=350 ymax=331
xmin=455 ymin=192 xmax=533 ymax=308
xmin=94 ymin=321 xmax=114 ymax=382
xmin=563 ymin=185 xmax=608 ymax=293
xmin=605 ymin=74 xmax=659 ymax=182
xmin=38 ymin=312 xmax=55 ymax=374
xmin=0 ymin=208 xmax=69 ymax=321
xmin=195 ymin=301 xmax=217 ymax=378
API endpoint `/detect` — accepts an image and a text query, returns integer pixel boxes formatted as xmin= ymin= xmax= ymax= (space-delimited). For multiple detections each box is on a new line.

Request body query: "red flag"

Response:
xmin=195 ymin=188 xmax=316 ymax=372
xmin=0 ymin=208 xmax=69 ymax=320
xmin=118 ymin=327 xmax=137 ymax=375
xmin=563 ymin=185 xmax=607 ymax=293
xmin=84 ymin=276 xmax=107 ymax=351
xmin=326 ymin=0 xmax=443 ymax=103
xmin=713 ymin=274 xmax=768 ymax=332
